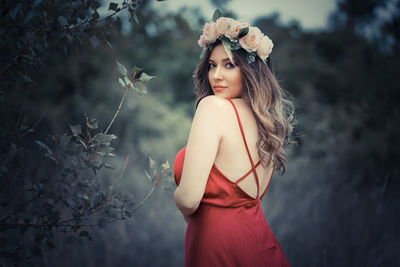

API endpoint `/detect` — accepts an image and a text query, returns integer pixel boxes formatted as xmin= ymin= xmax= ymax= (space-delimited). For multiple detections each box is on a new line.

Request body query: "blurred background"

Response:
xmin=1 ymin=0 xmax=399 ymax=266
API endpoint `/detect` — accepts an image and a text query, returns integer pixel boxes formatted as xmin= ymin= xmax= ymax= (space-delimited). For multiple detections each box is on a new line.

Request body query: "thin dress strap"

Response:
xmin=226 ymin=98 xmax=261 ymax=198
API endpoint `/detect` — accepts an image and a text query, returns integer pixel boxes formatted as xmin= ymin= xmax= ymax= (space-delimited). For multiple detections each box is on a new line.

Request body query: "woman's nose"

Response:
xmin=212 ymin=66 xmax=223 ymax=80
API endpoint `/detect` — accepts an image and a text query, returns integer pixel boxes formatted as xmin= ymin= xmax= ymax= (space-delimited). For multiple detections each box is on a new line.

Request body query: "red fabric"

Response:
xmin=174 ymin=99 xmax=291 ymax=267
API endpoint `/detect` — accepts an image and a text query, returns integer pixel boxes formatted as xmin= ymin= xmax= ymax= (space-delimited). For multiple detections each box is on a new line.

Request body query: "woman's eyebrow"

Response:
xmin=208 ymin=58 xmax=232 ymax=63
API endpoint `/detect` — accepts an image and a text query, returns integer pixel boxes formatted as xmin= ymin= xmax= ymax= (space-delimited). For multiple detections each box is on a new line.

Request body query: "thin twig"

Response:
xmin=0 ymin=20 xmax=45 ymax=75
xmin=21 ymin=104 xmax=48 ymax=137
xmin=131 ymin=173 xmax=164 ymax=212
xmin=119 ymin=154 xmax=130 ymax=180
xmin=104 ymin=86 xmax=129 ymax=134
xmin=104 ymin=58 xmax=142 ymax=134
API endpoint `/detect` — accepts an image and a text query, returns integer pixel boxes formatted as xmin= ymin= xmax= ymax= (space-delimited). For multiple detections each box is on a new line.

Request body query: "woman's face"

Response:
xmin=208 ymin=44 xmax=243 ymax=99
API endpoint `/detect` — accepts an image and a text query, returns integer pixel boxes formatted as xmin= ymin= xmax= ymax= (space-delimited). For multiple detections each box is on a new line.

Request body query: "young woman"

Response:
xmin=173 ymin=12 xmax=294 ymax=267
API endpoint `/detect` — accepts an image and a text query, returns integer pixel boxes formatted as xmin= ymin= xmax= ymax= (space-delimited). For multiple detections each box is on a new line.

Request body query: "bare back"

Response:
xmin=213 ymin=98 xmax=274 ymax=199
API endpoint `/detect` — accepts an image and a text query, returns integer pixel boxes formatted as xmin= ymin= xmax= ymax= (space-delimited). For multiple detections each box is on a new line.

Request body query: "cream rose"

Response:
xmin=228 ymin=19 xmax=250 ymax=39
xmin=256 ymin=35 xmax=274 ymax=60
xmin=202 ymin=22 xmax=218 ymax=43
xmin=198 ymin=35 xmax=207 ymax=47
xmin=239 ymin=26 xmax=263 ymax=52
xmin=216 ymin=17 xmax=234 ymax=35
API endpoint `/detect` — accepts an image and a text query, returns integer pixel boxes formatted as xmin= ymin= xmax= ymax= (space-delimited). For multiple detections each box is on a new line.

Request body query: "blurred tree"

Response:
xmin=210 ymin=0 xmax=231 ymax=8
xmin=0 ymin=0 xmax=170 ymax=265
xmin=330 ymin=0 xmax=400 ymax=52
xmin=252 ymin=1 xmax=400 ymax=266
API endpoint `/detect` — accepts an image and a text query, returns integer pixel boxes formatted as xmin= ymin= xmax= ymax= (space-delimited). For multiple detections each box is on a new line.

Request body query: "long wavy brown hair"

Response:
xmin=193 ymin=41 xmax=295 ymax=174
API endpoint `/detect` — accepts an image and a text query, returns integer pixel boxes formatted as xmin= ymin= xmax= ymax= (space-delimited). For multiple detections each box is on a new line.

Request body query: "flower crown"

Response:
xmin=198 ymin=10 xmax=274 ymax=64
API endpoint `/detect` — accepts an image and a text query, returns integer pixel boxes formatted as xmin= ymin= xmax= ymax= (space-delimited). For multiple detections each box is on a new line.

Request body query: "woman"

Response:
xmin=174 ymin=11 xmax=294 ymax=267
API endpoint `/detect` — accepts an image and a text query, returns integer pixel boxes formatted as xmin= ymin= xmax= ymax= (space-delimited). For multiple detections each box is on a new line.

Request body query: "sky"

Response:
xmin=151 ymin=0 xmax=338 ymax=31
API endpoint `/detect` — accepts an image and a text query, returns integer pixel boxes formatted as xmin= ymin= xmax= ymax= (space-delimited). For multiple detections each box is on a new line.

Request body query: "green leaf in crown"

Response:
xmin=238 ymin=27 xmax=249 ymax=39
xmin=221 ymin=37 xmax=235 ymax=65
xmin=212 ymin=9 xmax=223 ymax=22
xmin=199 ymin=48 xmax=207 ymax=59
xmin=229 ymin=40 xmax=241 ymax=50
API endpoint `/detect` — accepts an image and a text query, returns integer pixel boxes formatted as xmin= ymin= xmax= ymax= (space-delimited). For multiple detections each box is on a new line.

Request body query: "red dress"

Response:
xmin=174 ymin=99 xmax=291 ymax=267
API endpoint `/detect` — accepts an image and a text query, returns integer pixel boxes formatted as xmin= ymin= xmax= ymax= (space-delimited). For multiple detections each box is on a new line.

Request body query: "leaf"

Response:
xmin=86 ymin=118 xmax=98 ymax=129
xmin=66 ymin=33 xmax=73 ymax=44
xmin=238 ymin=27 xmax=249 ymax=39
xmin=35 ymin=140 xmax=52 ymax=155
xmin=125 ymin=211 xmax=132 ymax=218
xmin=91 ymin=1 xmax=101 ymax=9
xmin=92 ymin=133 xmax=117 ymax=144
xmin=89 ymin=35 xmax=99 ymax=49
xmin=139 ymin=72 xmax=155 ymax=83
xmin=199 ymin=48 xmax=207 ymax=59
xmin=116 ymin=60 xmax=127 ymax=76
xmin=105 ymin=163 xmax=114 ymax=169
xmin=111 ymin=197 xmax=120 ymax=207
xmin=21 ymin=73 xmax=34 ymax=83
xmin=149 ymin=156 xmax=156 ymax=169
xmin=109 ymin=2 xmax=119 ymax=11
xmin=145 ymin=169 xmax=152 ymax=180
xmin=79 ymin=139 xmax=87 ymax=150
xmin=124 ymin=77 xmax=132 ymax=87
xmin=9 ymin=4 xmax=21 ymax=22
xmin=130 ymin=66 xmax=141 ymax=79
xmin=92 ymin=10 xmax=99 ymax=20
xmin=97 ymin=145 xmax=115 ymax=156
xmin=106 ymin=40 xmax=113 ymax=49
xmin=229 ymin=40 xmax=241 ymax=50
xmin=57 ymin=16 xmax=68 ymax=26
xmin=129 ymin=13 xmax=139 ymax=24
xmin=221 ymin=38 xmax=235 ymax=67
xmin=69 ymin=124 xmax=82 ymax=136
xmin=118 ymin=77 xmax=126 ymax=87
xmin=162 ymin=160 xmax=170 ymax=170
xmin=247 ymin=52 xmax=256 ymax=64
xmin=212 ymin=9 xmax=223 ymax=22
xmin=133 ymin=81 xmax=148 ymax=95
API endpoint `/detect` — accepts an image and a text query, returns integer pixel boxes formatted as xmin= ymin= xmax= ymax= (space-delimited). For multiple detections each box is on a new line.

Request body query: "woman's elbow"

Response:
xmin=174 ymin=188 xmax=200 ymax=216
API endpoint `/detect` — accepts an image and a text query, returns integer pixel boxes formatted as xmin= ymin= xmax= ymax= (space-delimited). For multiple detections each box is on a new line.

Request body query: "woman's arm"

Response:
xmin=174 ymin=96 xmax=225 ymax=216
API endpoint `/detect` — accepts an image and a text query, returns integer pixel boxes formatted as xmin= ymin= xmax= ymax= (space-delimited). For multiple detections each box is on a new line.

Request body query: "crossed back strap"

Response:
xmin=226 ymin=98 xmax=261 ymax=198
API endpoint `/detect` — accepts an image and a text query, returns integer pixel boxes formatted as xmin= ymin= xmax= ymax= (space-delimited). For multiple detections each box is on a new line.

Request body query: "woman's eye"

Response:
xmin=226 ymin=63 xmax=234 ymax=68
xmin=209 ymin=63 xmax=216 ymax=69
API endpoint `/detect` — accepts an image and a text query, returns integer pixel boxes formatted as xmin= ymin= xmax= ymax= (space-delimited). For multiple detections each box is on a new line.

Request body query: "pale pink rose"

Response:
xmin=202 ymin=22 xmax=218 ymax=43
xmin=239 ymin=26 xmax=263 ymax=52
xmin=216 ymin=17 xmax=234 ymax=35
xmin=197 ymin=35 xmax=207 ymax=47
xmin=228 ymin=19 xmax=250 ymax=39
xmin=256 ymin=35 xmax=274 ymax=60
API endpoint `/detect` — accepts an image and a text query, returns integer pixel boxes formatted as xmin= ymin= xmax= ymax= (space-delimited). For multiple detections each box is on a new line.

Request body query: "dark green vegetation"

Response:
xmin=1 ymin=0 xmax=399 ymax=266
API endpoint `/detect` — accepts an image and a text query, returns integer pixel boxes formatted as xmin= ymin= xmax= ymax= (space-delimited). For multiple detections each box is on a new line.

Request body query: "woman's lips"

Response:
xmin=213 ymin=85 xmax=227 ymax=92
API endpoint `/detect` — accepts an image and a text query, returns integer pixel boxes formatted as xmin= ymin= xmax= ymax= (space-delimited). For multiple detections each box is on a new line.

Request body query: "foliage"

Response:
xmin=0 ymin=0 xmax=169 ymax=265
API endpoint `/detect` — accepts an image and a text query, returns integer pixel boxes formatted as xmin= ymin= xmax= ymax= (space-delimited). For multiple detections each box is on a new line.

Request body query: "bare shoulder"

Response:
xmin=194 ymin=96 xmax=233 ymax=130
xmin=197 ymin=95 xmax=231 ymax=112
